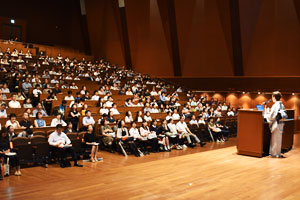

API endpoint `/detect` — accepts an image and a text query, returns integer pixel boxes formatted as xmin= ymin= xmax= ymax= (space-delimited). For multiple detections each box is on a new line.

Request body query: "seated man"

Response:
xmin=176 ymin=116 xmax=206 ymax=147
xmin=8 ymin=94 xmax=21 ymax=108
xmin=32 ymin=102 xmax=48 ymax=117
xmin=51 ymin=113 xmax=67 ymax=127
xmin=0 ymin=103 xmax=7 ymax=118
xmin=5 ymin=113 xmax=21 ymax=129
xmin=48 ymin=124 xmax=83 ymax=168
xmin=82 ymin=110 xmax=95 ymax=130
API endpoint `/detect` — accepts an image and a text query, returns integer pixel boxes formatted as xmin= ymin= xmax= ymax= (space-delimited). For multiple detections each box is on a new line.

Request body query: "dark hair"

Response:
xmin=117 ymin=120 xmax=123 ymax=128
xmin=68 ymin=91 xmax=72 ymax=95
xmin=272 ymin=91 xmax=282 ymax=101
xmin=36 ymin=111 xmax=42 ymax=119
xmin=131 ymin=121 xmax=136 ymax=126
xmin=56 ymin=124 xmax=63 ymax=129
xmin=9 ymin=113 xmax=17 ymax=119
xmin=125 ymin=111 xmax=131 ymax=117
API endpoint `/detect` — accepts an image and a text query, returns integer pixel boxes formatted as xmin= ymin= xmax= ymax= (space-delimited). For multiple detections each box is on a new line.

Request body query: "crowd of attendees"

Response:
xmin=0 ymin=46 xmax=238 ymax=179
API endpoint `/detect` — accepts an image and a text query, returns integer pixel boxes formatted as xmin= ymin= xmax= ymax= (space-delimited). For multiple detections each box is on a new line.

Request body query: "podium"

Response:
xmin=237 ymin=109 xmax=294 ymax=157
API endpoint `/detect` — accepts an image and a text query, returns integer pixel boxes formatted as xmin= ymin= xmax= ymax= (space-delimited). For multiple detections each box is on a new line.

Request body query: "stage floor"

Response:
xmin=1 ymin=136 xmax=300 ymax=200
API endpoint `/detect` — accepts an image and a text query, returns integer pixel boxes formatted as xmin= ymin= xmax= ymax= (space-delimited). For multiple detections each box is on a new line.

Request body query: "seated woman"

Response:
xmin=135 ymin=111 xmax=144 ymax=123
xmin=125 ymin=111 xmax=134 ymax=123
xmin=99 ymin=104 xmax=109 ymax=116
xmin=167 ymin=119 xmax=184 ymax=149
xmin=81 ymin=104 xmax=89 ymax=116
xmin=129 ymin=122 xmax=148 ymax=155
xmin=100 ymin=119 xmax=115 ymax=153
xmin=140 ymin=121 xmax=159 ymax=153
xmin=34 ymin=112 xmax=46 ymax=127
xmin=117 ymin=120 xmax=140 ymax=157
xmin=207 ymin=118 xmax=225 ymax=143
xmin=23 ymin=98 xmax=33 ymax=108
xmin=151 ymin=120 xmax=170 ymax=152
xmin=51 ymin=113 xmax=67 ymax=127
xmin=68 ymin=104 xmax=80 ymax=131
xmin=83 ymin=124 xmax=99 ymax=162
xmin=143 ymin=111 xmax=152 ymax=122
xmin=64 ymin=122 xmax=77 ymax=134
xmin=215 ymin=118 xmax=229 ymax=140
xmin=107 ymin=111 xmax=116 ymax=123
xmin=0 ymin=129 xmax=21 ymax=178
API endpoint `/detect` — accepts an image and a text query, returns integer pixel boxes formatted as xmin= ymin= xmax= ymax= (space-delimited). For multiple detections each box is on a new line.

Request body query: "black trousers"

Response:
xmin=221 ymin=128 xmax=229 ymax=138
xmin=136 ymin=140 xmax=148 ymax=152
xmin=70 ymin=119 xmax=79 ymax=131
xmin=213 ymin=131 xmax=223 ymax=140
xmin=51 ymin=146 xmax=78 ymax=163
xmin=148 ymin=138 xmax=159 ymax=152
xmin=1 ymin=155 xmax=20 ymax=167
xmin=121 ymin=139 xmax=139 ymax=156
xmin=169 ymin=136 xmax=178 ymax=145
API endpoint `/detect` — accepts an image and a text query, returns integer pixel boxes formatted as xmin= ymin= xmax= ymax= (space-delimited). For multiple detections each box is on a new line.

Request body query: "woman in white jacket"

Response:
xmin=267 ymin=91 xmax=285 ymax=158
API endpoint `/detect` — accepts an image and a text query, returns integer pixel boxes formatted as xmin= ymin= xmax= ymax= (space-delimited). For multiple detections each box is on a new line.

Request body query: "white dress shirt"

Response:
xmin=9 ymin=100 xmax=21 ymax=108
xmin=48 ymin=131 xmax=71 ymax=146
xmin=176 ymin=121 xmax=188 ymax=134
xmin=129 ymin=128 xmax=140 ymax=139
xmin=51 ymin=118 xmax=67 ymax=127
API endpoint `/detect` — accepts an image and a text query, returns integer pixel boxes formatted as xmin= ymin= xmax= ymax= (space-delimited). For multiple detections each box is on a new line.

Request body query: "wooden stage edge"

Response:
xmin=1 ymin=135 xmax=300 ymax=200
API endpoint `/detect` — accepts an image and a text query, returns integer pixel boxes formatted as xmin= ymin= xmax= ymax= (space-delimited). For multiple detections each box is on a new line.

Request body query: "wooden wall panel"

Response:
xmin=85 ymin=0 xmax=125 ymax=66
xmin=0 ymin=0 xmax=85 ymax=52
xmin=241 ymin=0 xmax=300 ymax=76
xmin=125 ymin=0 xmax=174 ymax=76
xmin=175 ymin=0 xmax=234 ymax=77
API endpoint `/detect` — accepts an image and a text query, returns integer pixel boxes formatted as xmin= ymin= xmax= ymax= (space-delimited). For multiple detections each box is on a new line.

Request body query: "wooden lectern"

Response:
xmin=237 ymin=109 xmax=294 ymax=157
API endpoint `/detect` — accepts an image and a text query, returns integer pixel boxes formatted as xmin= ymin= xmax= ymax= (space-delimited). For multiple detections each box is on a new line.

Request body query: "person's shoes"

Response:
xmin=164 ymin=146 xmax=168 ymax=151
xmin=134 ymin=153 xmax=140 ymax=157
xmin=217 ymin=140 xmax=220 ymax=143
xmin=189 ymin=143 xmax=196 ymax=148
xmin=74 ymin=163 xmax=83 ymax=167
xmin=109 ymin=149 xmax=115 ymax=153
xmin=44 ymin=164 xmax=48 ymax=168
xmin=200 ymin=142 xmax=206 ymax=147
xmin=0 ymin=176 xmax=3 ymax=180
xmin=276 ymin=155 xmax=285 ymax=158
xmin=182 ymin=144 xmax=187 ymax=149
xmin=14 ymin=171 xmax=21 ymax=176
xmin=60 ymin=162 xmax=65 ymax=168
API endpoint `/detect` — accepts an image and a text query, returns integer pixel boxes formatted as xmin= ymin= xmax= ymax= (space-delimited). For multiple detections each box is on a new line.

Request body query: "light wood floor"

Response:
xmin=1 ymin=136 xmax=300 ymax=200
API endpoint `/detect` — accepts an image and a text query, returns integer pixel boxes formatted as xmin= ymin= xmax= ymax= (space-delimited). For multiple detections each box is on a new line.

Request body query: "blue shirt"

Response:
xmin=36 ymin=119 xmax=45 ymax=127
xmin=83 ymin=116 xmax=95 ymax=126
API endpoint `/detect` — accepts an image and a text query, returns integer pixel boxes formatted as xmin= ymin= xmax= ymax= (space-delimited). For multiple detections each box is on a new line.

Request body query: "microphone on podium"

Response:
xmin=262 ymin=99 xmax=271 ymax=104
